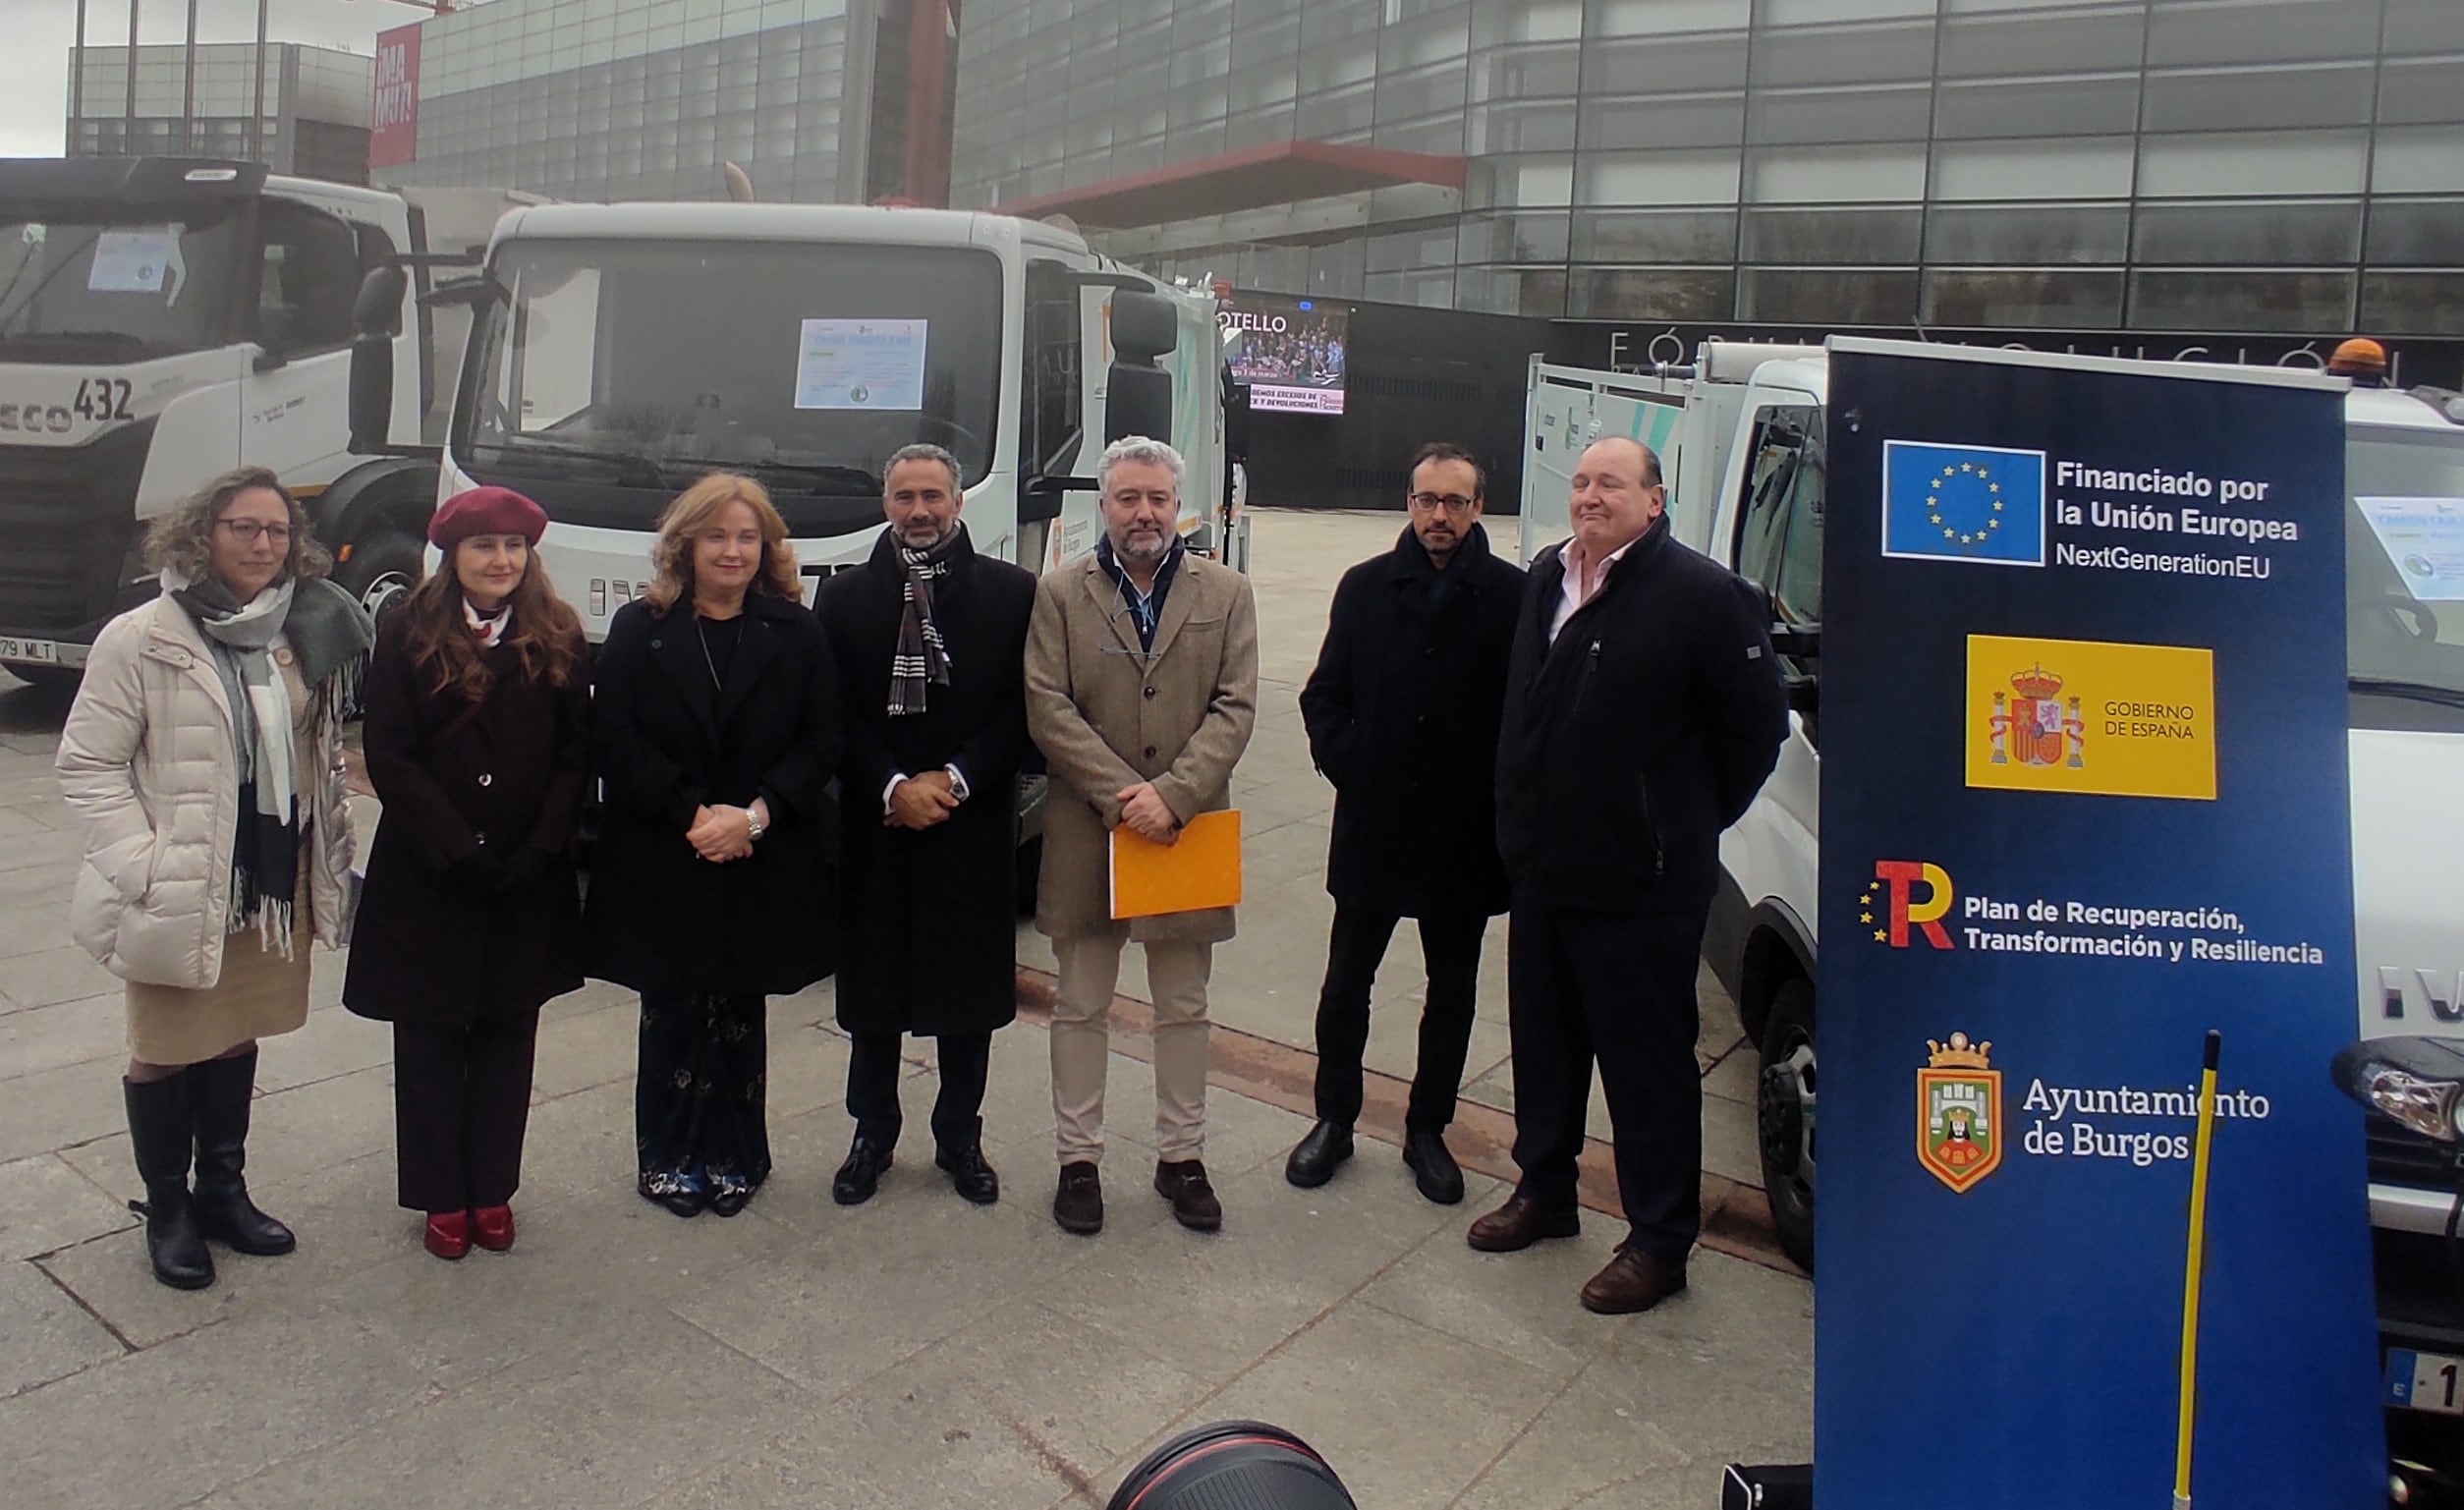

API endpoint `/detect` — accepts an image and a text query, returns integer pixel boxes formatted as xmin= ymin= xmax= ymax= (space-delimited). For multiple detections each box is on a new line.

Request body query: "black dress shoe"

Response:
xmin=1402 ymin=1126 xmax=1465 ymax=1205
xmin=832 ymin=1136 xmax=895 ymax=1205
xmin=1053 ymin=1161 xmax=1104 ymax=1235
xmin=1155 ymin=1159 xmax=1222 ymax=1232
xmin=935 ymin=1143 xmax=1000 ymax=1205
xmin=1283 ymin=1121 xmax=1353 ymax=1189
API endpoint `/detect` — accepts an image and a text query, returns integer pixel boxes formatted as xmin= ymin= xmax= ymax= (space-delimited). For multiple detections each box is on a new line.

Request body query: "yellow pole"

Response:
xmin=2173 ymin=1029 xmax=2222 ymax=1510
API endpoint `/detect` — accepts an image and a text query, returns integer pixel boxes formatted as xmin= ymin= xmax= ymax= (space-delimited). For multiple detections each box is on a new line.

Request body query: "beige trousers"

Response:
xmin=1050 ymin=933 xmax=1213 ymax=1164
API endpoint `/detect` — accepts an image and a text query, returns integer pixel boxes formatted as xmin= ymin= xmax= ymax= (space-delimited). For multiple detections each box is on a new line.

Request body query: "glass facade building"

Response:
xmin=949 ymin=0 xmax=2464 ymax=338
xmin=68 ymin=43 xmax=373 ymax=185
xmin=378 ymin=0 xmax=884 ymax=205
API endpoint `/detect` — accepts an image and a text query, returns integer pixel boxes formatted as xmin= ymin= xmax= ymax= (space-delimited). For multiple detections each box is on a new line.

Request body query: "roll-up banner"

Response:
xmin=1814 ymin=337 xmax=2381 ymax=1508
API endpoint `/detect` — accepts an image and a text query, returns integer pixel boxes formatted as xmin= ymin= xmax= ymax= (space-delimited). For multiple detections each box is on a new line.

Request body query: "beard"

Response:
xmin=1113 ymin=526 xmax=1171 ymax=565
xmin=899 ymin=519 xmax=954 ymax=549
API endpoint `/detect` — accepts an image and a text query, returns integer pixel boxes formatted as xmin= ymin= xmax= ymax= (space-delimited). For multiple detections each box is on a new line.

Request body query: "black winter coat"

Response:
xmin=817 ymin=528 xmax=1036 ymax=1036
xmin=346 ymin=610 xmax=589 ymax=1024
xmin=1300 ymin=523 xmax=1524 ymax=919
xmin=1495 ymin=516 xmax=1788 ymax=913
xmin=582 ymin=591 xmax=842 ymax=996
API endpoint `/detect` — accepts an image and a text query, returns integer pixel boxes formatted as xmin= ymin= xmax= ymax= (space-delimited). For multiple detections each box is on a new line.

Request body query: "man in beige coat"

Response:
xmin=1026 ymin=436 xmax=1259 ymax=1235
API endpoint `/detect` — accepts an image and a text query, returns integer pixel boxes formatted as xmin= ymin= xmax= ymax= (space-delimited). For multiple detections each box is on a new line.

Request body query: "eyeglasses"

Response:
xmin=215 ymin=519 xmax=294 ymax=545
xmin=1409 ymin=492 xmax=1477 ymax=515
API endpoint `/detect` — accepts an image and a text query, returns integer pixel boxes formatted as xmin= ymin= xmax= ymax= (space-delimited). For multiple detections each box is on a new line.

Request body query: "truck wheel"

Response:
xmin=1756 ymin=976 xmax=1818 ymax=1272
xmin=334 ymin=531 xmax=423 ymax=627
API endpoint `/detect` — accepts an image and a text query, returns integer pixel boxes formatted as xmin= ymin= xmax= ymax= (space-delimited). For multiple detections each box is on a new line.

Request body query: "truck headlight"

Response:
xmin=2365 ymin=1066 xmax=2464 ymax=1144
xmin=2332 ymin=1036 xmax=2464 ymax=1146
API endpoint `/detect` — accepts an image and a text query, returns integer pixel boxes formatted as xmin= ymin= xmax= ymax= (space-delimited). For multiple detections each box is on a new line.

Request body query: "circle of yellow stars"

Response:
xmin=1927 ymin=460 xmax=2005 ymax=547
xmin=1859 ymin=883 xmax=1883 ymax=942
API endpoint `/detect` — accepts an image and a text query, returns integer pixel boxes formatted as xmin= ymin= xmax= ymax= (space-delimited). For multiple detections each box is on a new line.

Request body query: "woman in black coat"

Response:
xmin=583 ymin=473 xmax=840 ymax=1219
xmin=345 ymin=486 xmax=588 ymax=1260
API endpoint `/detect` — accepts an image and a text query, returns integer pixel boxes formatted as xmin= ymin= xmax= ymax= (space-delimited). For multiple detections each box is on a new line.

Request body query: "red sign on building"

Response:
xmin=369 ymin=24 xmax=421 ymax=170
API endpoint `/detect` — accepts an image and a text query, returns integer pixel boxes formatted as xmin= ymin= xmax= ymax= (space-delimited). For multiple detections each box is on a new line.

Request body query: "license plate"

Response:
xmin=2386 ymin=1348 xmax=2464 ymax=1415
xmin=0 ymin=637 xmax=60 ymax=664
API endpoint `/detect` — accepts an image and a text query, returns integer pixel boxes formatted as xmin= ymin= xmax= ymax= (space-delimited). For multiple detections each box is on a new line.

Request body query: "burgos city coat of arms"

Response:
xmin=1918 ymin=1033 xmax=2002 ymax=1193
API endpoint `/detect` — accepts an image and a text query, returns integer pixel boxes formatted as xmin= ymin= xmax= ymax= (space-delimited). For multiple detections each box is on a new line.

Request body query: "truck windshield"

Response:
xmin=459 ymin=237 xmax=1002 ymax=514
xmin=0 ymin=210 xmax=241 ymax=359
xmin=2346 ymin=426 xmax=2464 ymax=721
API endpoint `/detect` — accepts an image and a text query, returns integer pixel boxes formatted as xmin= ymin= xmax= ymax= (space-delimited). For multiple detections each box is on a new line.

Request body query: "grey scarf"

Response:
xmin=165 ymin=570 xmax=372 ymax=949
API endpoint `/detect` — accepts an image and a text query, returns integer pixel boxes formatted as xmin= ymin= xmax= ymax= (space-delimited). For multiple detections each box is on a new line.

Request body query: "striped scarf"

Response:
xmin=888 ymin=529 xmax=960 ymax=716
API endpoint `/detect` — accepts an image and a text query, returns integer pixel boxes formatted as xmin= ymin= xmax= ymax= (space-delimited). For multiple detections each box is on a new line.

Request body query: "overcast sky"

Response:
xmin=2 ymin=0 xmax=407 ymax=157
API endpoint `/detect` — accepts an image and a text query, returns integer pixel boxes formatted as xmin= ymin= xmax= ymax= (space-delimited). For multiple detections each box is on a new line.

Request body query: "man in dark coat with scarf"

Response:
xmin=1290 ymin=442 xmax=1525 ymax=1204
xmin=817 ymin=443 xmax=1036 ymax=1206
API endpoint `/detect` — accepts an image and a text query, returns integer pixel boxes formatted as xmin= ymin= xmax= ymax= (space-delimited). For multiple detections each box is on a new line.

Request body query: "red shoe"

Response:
xmin=471 ymin=1204 xmax=515 ymax=1252
xmin=423 ymin=1210 xmax=471 ymax=1260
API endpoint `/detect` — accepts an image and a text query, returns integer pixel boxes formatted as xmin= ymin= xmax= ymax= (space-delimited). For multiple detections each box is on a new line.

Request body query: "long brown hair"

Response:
xmin=644 ymin=472 xmax=802 ymax=615
xmin=399 ymin=539 xmax=584 ymax=702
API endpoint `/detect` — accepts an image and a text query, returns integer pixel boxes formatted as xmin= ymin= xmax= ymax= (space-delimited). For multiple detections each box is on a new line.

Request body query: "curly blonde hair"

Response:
xmin=644 ymin=472 xmax=801 ymax=615
xmin=143 ymin=465 xmax=332 ymax=587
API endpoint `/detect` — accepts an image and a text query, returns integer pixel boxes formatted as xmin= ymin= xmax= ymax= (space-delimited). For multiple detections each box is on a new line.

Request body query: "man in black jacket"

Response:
xmin=1290 ymin=443 xmax=1525 ymax=1203
xmin=1473 ymin=435 xmax=1787 ymax=1314
xmin=817 ymin=443 xmax=1036 ymax=1207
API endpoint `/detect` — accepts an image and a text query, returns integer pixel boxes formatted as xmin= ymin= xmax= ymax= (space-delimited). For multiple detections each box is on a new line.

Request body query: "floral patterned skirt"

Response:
xmin=636 ymin=992 xmax=771 ymax=1209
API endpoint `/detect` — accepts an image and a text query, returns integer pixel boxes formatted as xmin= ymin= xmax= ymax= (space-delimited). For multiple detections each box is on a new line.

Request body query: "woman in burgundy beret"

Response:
xmin=344 ymin=486 xmax=589 ymax=1259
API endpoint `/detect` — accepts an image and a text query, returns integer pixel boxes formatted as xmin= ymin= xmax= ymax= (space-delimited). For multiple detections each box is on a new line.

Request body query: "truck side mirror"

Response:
xmin=1104 ymin=290 xmax=1179 ymax=444
xmin=347 ymin=266 xmax=408 ymax=455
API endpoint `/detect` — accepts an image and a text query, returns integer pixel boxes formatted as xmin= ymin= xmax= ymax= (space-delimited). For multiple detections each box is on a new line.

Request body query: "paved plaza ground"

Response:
xmin=0 ymin=507 xmax=1812 ymax=1510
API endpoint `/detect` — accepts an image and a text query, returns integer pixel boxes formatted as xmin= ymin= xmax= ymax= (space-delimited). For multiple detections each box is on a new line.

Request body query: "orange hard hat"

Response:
xmin=2328 ymin=337 xmax=2387 ymax=373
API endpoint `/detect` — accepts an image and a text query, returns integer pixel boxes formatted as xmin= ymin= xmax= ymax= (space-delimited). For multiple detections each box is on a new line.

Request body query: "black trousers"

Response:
xmin=1506 ymin=901 xmax=1708 ymax=1261
xmin=1312 ymin=904 xmax=1485 ymax=1133
xmin=393 ymin=1008 xmax=540 ymax=1214
xmin=847 ymin=1031 xmax=993 ymax=1151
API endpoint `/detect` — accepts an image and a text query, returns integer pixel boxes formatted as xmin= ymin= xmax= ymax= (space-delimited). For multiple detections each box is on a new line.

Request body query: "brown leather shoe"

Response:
xmin=1579 ymin=1245 xmax=1688 ymax=1314
xmin=1466 ymin=1193 xmax=1582 ymax=1253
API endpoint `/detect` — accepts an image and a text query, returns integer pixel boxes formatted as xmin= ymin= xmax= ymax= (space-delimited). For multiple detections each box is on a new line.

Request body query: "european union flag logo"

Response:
xmin=1881 ymin=440 xmax=2047 ymax=568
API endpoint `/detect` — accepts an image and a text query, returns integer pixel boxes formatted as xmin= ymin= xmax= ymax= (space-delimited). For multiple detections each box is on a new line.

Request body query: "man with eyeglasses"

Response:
xmin=1287 ymin=442 xmax=1525 ymax=1204
xmin=1475 ymin=435 xmax=1786 ymax=1314
xmin=1025 ymin=435 xmax=1259 ymax=1236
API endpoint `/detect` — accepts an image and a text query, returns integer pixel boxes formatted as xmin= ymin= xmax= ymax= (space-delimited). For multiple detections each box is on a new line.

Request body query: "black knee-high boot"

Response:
xmin=123 ymin=1073 xmax=213 ymax=1290
xmin=188 ymin=1048 xmax=297 ymax=1256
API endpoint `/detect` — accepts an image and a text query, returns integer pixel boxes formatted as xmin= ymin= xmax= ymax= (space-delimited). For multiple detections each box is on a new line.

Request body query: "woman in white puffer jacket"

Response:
xmin=56 ymin=465 xmax=370 ymax=1291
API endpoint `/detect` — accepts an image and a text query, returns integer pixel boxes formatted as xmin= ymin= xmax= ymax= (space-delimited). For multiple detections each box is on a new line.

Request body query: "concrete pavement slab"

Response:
xmin=0 ymin=1150 xmax=134 ymax=1260
xmin=39 ymin=1148 xmax=419 ymax=1351
xmin=0 ymin=945 xmax=122 ymax=1014
xmin=0 ymin=1303 xmax=441 ymax=1510
xmin=0 ymin=990 xmax=127 ymax=1080
xmin=1451 ymin=1359 xmax=1699 ymax=1510
xmin=1042 ymin=1154 xmax=1479 ymax=1379
xmin=0 ymin=1258 xmax=126 ymax=1400
xmin=1356 ymin=1214 xmax=1641 ymax=1380
xmin=1195 ymin=1296 xmax=1560 ymax=1510
xmin=325 ymin=1195 xmax=807 ymax=1391
xmin=0 ymin=1054 xmax=131 ymax=1164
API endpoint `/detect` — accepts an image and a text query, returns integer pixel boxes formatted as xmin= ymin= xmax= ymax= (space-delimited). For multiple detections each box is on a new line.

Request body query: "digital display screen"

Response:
xmin=1220 ymin=293 xmax=1347 ymax=416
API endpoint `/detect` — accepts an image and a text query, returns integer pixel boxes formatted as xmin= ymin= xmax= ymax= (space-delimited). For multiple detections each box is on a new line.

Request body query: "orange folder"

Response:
xmin=1109 ymin=810 xmax=1243 ymax=920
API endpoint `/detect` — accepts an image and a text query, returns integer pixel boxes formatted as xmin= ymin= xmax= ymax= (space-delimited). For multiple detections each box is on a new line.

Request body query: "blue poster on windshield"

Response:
xmin=1815 ymin=338 xmax=2381 ymax=1508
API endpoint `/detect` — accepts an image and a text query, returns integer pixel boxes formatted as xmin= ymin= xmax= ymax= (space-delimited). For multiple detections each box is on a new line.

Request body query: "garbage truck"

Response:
xmin=0 ymin=155 xmax=528 ymax=686
xmin=343 ymin=198 xmax=1249 ymax=636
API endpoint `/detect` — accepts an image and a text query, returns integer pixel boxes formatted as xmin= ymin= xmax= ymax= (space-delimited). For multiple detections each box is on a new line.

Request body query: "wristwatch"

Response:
xmin=743 ymin=806 xmax=767 ymax=842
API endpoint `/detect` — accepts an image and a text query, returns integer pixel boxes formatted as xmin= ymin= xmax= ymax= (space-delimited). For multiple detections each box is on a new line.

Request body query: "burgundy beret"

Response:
xmin=427 ymin=485 xmax=548 ymax=551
